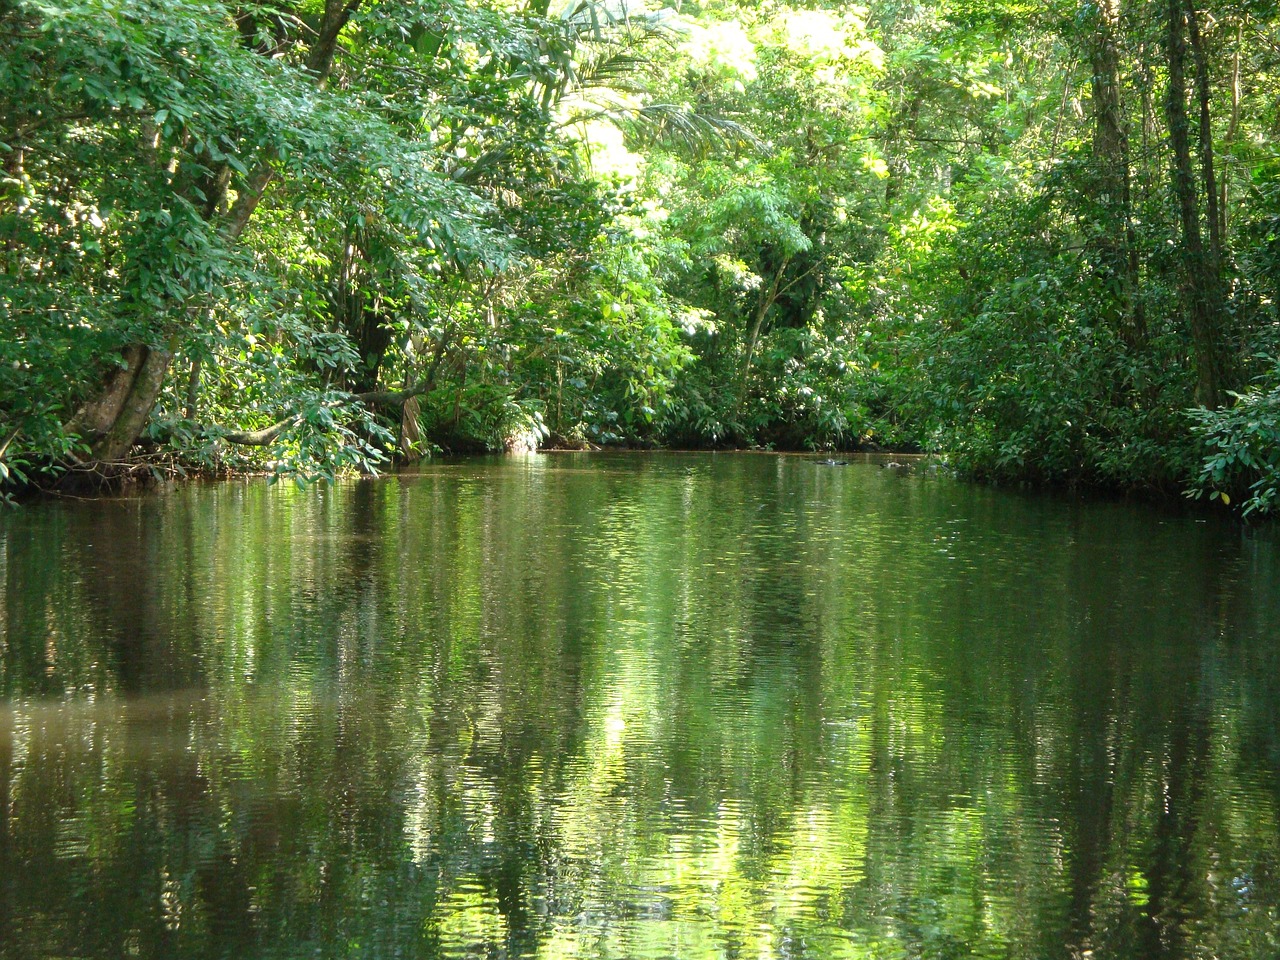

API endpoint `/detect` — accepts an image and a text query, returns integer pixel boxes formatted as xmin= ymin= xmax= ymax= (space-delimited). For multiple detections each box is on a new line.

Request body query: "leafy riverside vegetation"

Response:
xmin=2 ymin=0 xmax=1279 ymax=511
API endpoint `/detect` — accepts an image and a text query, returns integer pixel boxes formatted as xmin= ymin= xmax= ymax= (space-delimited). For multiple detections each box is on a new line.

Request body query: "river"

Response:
xmin=1 ymin=453 xmax=1277 ymax=959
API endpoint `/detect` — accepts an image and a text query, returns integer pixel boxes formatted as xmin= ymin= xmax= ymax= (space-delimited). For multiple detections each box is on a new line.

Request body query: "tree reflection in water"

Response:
xmin=1 ymin=454 xmax=1277 ymax=959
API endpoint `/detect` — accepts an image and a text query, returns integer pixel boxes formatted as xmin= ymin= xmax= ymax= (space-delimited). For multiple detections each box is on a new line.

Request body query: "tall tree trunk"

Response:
xmin=1217 ymin=21 xmax=1243 ymax=242
xmin=1085 ymin=0 xmax=1143 ymax=343
xmin=183 ymin=355 xmax=202 ymax=421
xmin=735 ymin=261 xmax=789 ymax=415
xmin=882 ymin=94 xmax=921 ymax=207
xmin=71 ymin=0 xmax=364 ymax=462
xmin=1164 ymin=0 xmax=1226 ymax=409
xmin=1050 ymin=56 xmax=1079 ymax=162
xmin=1185 ymin=1 xmax=1223 ymax=272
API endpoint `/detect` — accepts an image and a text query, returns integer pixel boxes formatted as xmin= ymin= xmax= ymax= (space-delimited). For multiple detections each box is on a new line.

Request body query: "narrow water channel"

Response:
xmin=1 ymin=453 xmax=1277 ymax=959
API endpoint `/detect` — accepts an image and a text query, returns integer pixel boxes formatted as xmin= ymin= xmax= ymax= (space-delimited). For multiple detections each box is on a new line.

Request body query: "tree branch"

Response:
xmin=222 ymin=0 xmax=364 ymax=239
xmin=0 ymin=427 xmax=20 ymax=461
xmin=219 ymin=418 xmax=299 ymax=446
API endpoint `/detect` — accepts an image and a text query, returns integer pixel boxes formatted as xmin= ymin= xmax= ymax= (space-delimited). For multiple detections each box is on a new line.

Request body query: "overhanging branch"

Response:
xmin=219 ymin=418 xmax=299 ymax=446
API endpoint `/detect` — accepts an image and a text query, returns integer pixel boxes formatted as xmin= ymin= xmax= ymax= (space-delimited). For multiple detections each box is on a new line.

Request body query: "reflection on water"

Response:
xmin=1 ymin=453 xmax=1278 ymax=959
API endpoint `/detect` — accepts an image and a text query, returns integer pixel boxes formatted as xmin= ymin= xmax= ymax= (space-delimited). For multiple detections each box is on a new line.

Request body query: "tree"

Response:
xmin=1163 ymin=0 xmax=1229 ymax=409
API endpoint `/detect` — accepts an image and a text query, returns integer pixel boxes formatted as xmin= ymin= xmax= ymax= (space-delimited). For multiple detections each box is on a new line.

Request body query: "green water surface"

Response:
xmin=1 ymin=453 xmax=1277 ymax=959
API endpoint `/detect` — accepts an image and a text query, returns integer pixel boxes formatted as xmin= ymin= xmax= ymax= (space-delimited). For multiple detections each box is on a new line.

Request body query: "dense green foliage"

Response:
xmin=3 ymin=0 xmax=1279 ymax=509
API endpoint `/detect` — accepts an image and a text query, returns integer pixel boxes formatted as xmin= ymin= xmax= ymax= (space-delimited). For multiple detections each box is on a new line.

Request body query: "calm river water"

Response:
xmin=1 ymin=453 xmax=1277 ymax=959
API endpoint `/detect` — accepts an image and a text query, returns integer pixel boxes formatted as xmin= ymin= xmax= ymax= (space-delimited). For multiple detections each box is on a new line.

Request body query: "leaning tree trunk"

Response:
xmin=70 ymin=0 xmax=363 ymax=462
xmin=65 ymin=344 xmax=148 ymax=443
xmin=1164 ymin=0 xmax=1226 ymax=409
xmin=91 ymin=340 xmax=178 ymax=461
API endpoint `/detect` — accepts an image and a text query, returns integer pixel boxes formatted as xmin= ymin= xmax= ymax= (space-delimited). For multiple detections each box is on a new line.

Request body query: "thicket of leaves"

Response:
xmin=3 ymin=0 xmax=1280 ymax=513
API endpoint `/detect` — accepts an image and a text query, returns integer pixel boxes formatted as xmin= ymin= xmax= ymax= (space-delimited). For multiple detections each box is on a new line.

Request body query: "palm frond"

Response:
xmin=628 ymin=104 xmax=761 ymax=156
xmin=555 ymin=0 xmax=684 ymax=46
xmin=572 ymin=50 xmax=651 ymax=93
xmin=565 ymin=102 xmax=762 ymax=157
